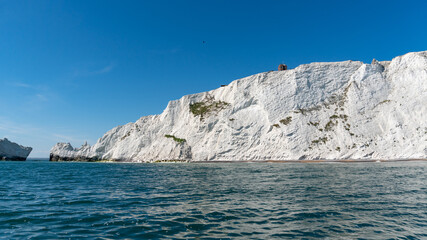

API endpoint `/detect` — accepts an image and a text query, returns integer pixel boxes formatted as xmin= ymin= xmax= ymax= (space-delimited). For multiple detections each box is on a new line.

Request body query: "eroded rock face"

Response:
xmin=51 ymin=51 xmax=427 ymax=162
xmin=0 ymin=138 xmax=32 ymax=161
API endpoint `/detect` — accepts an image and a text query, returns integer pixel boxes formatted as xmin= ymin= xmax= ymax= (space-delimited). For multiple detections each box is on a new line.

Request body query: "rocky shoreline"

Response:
xmin=0 ymin=156 xmax=27 ymax=161
xmin=49 ymin=154 xmax=117 ymax=162
xmin=49 ymin=154 xmax=426 ymax=163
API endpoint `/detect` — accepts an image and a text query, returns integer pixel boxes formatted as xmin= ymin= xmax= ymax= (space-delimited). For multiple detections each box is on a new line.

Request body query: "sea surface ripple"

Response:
xmin=0 ymin=161 xmax=426 ymax=239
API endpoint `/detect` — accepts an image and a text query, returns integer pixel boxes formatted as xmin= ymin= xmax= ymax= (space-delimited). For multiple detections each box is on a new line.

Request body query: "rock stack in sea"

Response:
xmin=0 ymin=138 xmax=32 ymax=161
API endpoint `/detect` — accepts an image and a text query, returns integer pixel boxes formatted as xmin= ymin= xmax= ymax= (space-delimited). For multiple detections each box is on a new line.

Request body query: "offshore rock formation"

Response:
xmin=51 ymin=51 xmax=427 ymax=162
xmin=0 ymin=138 xmax=32 ymax=161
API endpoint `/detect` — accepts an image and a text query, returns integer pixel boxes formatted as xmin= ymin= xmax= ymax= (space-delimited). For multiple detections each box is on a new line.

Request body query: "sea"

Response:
xmin=0 ymin=160 xmax=426 ymax=239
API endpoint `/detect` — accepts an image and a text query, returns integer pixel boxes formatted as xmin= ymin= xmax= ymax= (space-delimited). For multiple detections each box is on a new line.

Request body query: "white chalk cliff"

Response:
xmin=51 ymin=51 xmax=427 ymax=162
xmin=0 ymin=138 xmax=32 ymax=161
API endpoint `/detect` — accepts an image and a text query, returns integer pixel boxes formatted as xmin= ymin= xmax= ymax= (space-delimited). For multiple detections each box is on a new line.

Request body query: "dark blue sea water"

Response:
xmin=1 ymin=160 xmax=426 ymax=239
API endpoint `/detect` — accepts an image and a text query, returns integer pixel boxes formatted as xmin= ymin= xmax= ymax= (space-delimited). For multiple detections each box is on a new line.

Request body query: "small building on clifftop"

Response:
xmin=278 ymin=64 xmax=287 ymax=71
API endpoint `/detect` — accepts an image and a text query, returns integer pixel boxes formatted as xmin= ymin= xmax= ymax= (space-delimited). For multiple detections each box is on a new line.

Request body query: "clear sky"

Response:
xmin=1 ymin=0 xmax=426 ymax=158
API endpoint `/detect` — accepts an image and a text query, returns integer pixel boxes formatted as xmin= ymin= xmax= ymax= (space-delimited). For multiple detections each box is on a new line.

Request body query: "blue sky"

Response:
xmin=1 ymin=0 xmax=426 ymax=157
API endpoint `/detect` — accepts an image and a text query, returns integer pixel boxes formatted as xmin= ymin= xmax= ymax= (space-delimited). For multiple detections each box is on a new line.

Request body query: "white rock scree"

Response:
xmin=0 ymin=138 xmax=32 ymax=161
xmin=50 ymin=51 xmax=427 ymax=162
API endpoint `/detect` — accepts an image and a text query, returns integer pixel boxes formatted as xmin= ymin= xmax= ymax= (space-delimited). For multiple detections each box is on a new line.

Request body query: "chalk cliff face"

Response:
xmin=51 ymin=51 xmax=427 ymax=162
xmin=0 ymin=138 xmax=32 ymax=161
